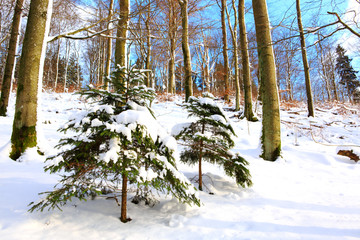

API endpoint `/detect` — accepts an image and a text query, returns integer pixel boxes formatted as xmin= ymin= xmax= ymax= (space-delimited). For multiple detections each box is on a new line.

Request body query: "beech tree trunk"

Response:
xmin=225 ymin=0 xmax=240 ymax=110
xmin=220 ymin=0 xmax=230 ymax=102
xmin=179 ymin=0 xmax=193 ymax=102
xmin=252 ymin=0 xmax=281 ymax=161
xmin=145 ymin=2 xmax=152 ymax=87
xmin=239 ymin=0 xmax=256 ymax=121
xmin=115 ymin=0 xmax=129 ymax=68
xmin=10 ymin=0 xmax=53 ymax=160
xmin=0 ymin=0 xmax=25 ymax=116
xmin=104 ymin=0 xmax=114 ymax=90
xmin=54 ymin=40 xmax=61 ymax=91
xmin=168 ymin=1 xmax=177 ymax=94
xmin=296 ymin=0 xmax=314 ymax=117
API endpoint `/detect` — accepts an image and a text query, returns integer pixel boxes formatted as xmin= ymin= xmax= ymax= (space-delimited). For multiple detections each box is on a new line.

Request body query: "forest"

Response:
xmin=0 ymin=0 xmax=360 ymax=239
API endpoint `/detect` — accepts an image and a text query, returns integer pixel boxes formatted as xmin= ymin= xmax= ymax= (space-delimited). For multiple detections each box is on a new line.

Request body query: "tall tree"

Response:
xmin=178 ymin=0 xmax=193 ymax=102
xmin=104 ymin=0 xmax=114 ymax=90
xmin=220 ymin=0 xmax=230 ymax=102
xmin=225 ymin=0 xmax=240 ymax=110
xmin=296 ymin=0 xmax=314 ymax=117
xmin=238 ymin=0 xmax=256 ymax=121
xmin=115 ymin=0 xmax=130 ymax=68
xmin=252 ymin=0 xmax=281 ymax=161
xmin=0 ymin=0 xmax=25 ymax=116
xmin=10 ymin=0 xmax=53 ymax=160
xmin=168 ymin=0 xmax=178 ymax=94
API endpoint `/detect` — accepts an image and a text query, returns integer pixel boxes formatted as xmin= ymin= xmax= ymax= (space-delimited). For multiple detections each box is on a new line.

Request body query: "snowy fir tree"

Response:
xmin=29 ymin=66 xmax=200 ymax=223
xmin=335 ymin=45 xmax=360 ymax=101
xmin=174 ymin=93 xmax=252 ymax=191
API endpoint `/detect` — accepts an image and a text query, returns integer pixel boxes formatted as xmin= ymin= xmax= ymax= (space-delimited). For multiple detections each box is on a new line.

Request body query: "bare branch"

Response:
xmin=328 ymin=11 xmax=360 ymax=38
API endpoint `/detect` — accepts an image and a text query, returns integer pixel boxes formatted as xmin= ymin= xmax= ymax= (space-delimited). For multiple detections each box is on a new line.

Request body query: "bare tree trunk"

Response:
xmin=239 ymin=0 xmax=256 ymax=120
xmin=329 ymin=55 xmax=339 ymax=101
xmin=53 ymin=40 xmax=61 ymax=91
xmin=252 ymin=0 xmax=281 ymax=161
xmin=317 ymin=40 xmax=332 ymax=101
xmin=285 ymin=55 xmax=294 ymax=101
xmin=104 ymin=0 xmax=114 ymax=90
xmin=145 ymin=1 xmax=152 ymax=87
xmin=115 ymin=0 xmax=130 ymax=68
xmin=220 ymin=0 xmax=230 ymax=102
xmin=10 ymin=0 xmax=53 ymax=160
xmin=0 ymin=0 xmax=25 ymax=116
xmin=296 ymin=0 xmax=314 ymax=117
xmin=226 ymin=0 xmax=240 ymax=110
xmin=168 ymin=2 xmax=176 ymax=94
xmin=64 ymin=40 xmax=70 ymax=92
xmin=179 ymin=0 xmax=193 ymax=102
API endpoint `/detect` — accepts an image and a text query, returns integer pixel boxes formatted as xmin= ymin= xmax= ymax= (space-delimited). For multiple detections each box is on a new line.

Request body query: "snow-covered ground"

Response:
xmin=1 ymin=92 xmax=360 ymax=240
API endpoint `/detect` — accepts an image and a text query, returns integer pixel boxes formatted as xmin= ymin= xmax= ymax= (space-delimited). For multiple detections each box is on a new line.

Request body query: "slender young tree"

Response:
xmin=225 ymin=0 xmax=240 ymax=110
xmin=0 ymin=0 xmax=25 ymax=116
xmin=178 ymin=0 xmax=193 ymax=102
xmin=238 ymin=0 xmax=256 ymax=121
xmin=252 ymin=0 xmax=281 ymax=161
xmin=220 ymin=0 xmax=230 ymax=102
xmin=296 ymin=0 xmax=314 ymax=117
xmin=104 ymin=0 xmax=114 ymax=90
xmin=168 ymin=0 xmax=178 ymax=94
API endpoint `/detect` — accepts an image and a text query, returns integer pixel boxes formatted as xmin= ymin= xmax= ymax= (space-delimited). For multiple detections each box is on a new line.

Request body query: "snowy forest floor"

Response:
xmin=0 ymin=92 xmax=360 ymax=240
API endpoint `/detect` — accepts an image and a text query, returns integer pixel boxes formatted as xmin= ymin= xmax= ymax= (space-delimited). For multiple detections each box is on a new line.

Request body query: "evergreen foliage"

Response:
xmin=335 ymin=45 xmax=360 ymax=100
xmin=174 ymin=93 xmax=252 ymax=190
xmin=29 ymin=65 xmax=200 ymax=222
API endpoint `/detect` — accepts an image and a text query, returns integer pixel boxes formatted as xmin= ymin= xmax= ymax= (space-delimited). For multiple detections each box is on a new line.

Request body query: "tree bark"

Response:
xmin=220 ymin=0 xmax=230 ymax=102
xmin=252 ymin=0 xmax=281 ymax=161
xmin=104 ymin=0 xmax=114 ymax=90
xmin=168 ymin=1 xmax=177 ymax=94
xmin=115 ymin=0 xmax=130 ymax=68
xmin=10 ymin=0 xmax=53 ymax=160
xmin=226 ymin=0 xmax=240 ymax=110
xmin=120 ymin=173 xmax=128 ymax=223
xmin=296 ymin=0 xmax=314 ymax=117
xmin=239 ymin=0 xmax=256 ymax=121
xmin=179 ymin=0 xmax=193 ymax=102
xmin=145 ymin=1 xmax=152 ymax=87
xmin=54 ymin=39 xmax=61 ymax=92
xmin=0 ymin=0 xmax=25 ymax=116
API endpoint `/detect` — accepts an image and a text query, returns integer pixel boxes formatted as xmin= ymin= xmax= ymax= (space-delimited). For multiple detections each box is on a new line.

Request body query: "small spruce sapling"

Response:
xmin=29 ymin=65 xmax=200 ymax=223
xmin=174 ymin=93 xmax=252 ymax=191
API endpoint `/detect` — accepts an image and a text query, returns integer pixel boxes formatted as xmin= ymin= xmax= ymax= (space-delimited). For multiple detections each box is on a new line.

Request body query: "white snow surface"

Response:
xmin=1 ymin=93 xmax=360 ymax=240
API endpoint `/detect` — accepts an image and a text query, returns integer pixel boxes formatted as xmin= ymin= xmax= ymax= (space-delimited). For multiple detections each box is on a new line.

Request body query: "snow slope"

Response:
xmin=0 ymin=93 xmax=360 ymax=240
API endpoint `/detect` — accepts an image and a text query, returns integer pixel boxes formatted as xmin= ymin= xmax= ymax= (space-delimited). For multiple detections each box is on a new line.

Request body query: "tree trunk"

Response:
xmin=64 ymin=40 xmax=70 ymax=92
xmin=120 ymin=173 xmax=128 ymax=223
xmin=239 ymin=0 xmax=256 ymax=120
xmin=198 ymin=121 xmax=205 ymax=191
xmin=226 ymin=0 xmax=240 ymax=110
xmin=10 ymin=0 xmax=53 ymax=160
xmin=115 ymin=0 xmax=129 ymax=68
xmin=179 ymin=0 xmax=193 ymax=102
xmin=168 ymin=2 xmax=176 ymax=94
xmin=145 ymin=1 xmax=152 ymax=88
xmin=220 ymin=0 xmax=230 ymax=102
xmin=104 ymin=0 xmax=114 ymax=90
xmin=54 ymin=40 xmax=61 ymax=92
xmin=252 ymin=0 xmax=281 ymax=161
xmin=296 ymin=0 xmax=314 ymax=117
xmin=0 ymin=0 xmax=25 ymax=116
